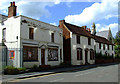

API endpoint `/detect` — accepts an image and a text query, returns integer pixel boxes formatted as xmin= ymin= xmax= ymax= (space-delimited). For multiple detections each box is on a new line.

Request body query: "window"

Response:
xmin=99 ymin=43 xmax=101 ymax=49
xmin=90 ymin=49 xmax=95 ymax=60
xmin=77 ymin=35 xmax=80 ymax=44
xmin=51 ymin=33 xmax=54 ymax=42
xmin=23 ymin=46 xmax=38 ymax=61
xmin=103 ymin=44 xmax=105 ymax=50
xmin=107 ymin=44 xmax=109 ymax=50
xmin=3 ymin=28 xmax=6 ymax=41
xmin=77 ymin=48 xmax=82 ymax=60
xmin=48 ymin=48 xmax=58 ymax=61
xmin=112 ymin=45 xmax=114 ymax=50
xmin=88 ymin=38 xmax=91 ymax=45
xmin=29 ymin=28 xmax=34 ymax=39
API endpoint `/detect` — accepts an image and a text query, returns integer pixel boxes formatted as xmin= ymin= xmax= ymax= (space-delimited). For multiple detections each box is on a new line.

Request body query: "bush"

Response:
xmin=96 ymin=52 xmax=114 ymax=59
xmin=4 ymin=66 xmax=26 ymax=75
xmin=4 ymin=66 xmax=19 ymax=75
xmin=32 ymin=64 xmax=38 ymax=70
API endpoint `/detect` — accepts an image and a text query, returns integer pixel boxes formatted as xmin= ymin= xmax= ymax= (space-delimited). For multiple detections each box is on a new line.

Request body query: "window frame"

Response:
xmin=76 ymin=35 xmax=80 ymax=44
xmin=29 ymin=28 xmax=34 ymax=40
xmin=77 ymin=48 xmax=82 ymax=60
xmin=88 ymin=38 xmax=91 ymax=45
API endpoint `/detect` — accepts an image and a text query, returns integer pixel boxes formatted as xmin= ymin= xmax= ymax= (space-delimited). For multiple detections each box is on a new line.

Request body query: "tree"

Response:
xmin=114 ymin=31 xmax=120 ymax=57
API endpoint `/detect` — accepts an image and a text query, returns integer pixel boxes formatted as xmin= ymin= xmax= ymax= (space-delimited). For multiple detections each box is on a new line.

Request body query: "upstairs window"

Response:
xmin=88 ymin=38 xmax=91 ymax=45
xmin=77 ymin=35 xmax=80 ymax=44
xmin=99 ymin=43 xmax=101 ymax=49
xmin=29 ymin=28 xmax=34 ymax=40
xmin=51 ymin=33 xmax=54 ymax=42
xmin=3 ymin=28 xmax=6 ymax=41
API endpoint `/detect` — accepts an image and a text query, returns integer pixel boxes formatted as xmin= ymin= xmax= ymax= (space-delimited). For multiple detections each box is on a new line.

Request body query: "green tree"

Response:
xmin=114 ymin=31 xmax=120 ymax=57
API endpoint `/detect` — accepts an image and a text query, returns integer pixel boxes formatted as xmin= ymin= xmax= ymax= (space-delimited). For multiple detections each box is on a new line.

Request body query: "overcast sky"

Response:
xmin=0 ymin=0 xmax=119 ymax=37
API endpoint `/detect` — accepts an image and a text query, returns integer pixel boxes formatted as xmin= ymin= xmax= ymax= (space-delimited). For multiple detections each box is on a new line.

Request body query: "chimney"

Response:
xmin=8 ymin=1 xmax=17 ymax=18
xmin=82 ymin=26 xmax=87 ymax=30
xmin=59 ymin=20 xmax=65 ymax=28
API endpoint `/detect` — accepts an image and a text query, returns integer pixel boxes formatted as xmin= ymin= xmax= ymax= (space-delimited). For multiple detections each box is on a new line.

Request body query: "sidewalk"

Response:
xmin=1 ymin=63 xmax=119 ymax=82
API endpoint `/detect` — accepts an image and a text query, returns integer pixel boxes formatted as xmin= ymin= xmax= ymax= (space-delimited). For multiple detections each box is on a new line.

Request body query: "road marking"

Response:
xmin=9 ymin=73 xmax=62 ymax=82
xmin=50 ymin=78 xmax=64 ymax=82
xmin=75 ymin=71 xmax=94 ymax=77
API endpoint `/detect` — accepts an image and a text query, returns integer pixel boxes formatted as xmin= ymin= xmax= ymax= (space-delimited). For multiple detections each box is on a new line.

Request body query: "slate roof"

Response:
xmin=93 ymin=35 xmax=114 ymax=45
xmin=64 ymin=22 xmax=94 ymax=38
xmin=96 ymin=30 xmax=109 ymax=39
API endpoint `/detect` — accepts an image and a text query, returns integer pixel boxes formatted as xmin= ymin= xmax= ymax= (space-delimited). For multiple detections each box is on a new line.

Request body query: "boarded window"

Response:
xmin=29 ymin=28 xmax=34 ymax=39
xmin=77 ymin=48 xmax=82 ymax=60
xmin=76 ymin=35 xmax=80 ymax=44
xmin=3 ymin=28 xmax=6 ymax=41
xmin=48 ymin=48 xmax=58 ymax=61
xmin=99 ymin=43 xmax=101 ymax=49
xmin=51 ymin=33 xmax=54 ymax=42
xmin=23 ymin=46 xmax=38 ymax=61
xmin=88 ymin=38 xmax=91 ymax=45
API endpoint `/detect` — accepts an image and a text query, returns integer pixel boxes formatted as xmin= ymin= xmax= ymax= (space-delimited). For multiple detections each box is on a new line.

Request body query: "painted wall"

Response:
xmin=71 ymin=34 xmax=95 ymax=65
xmin=96 ymin=42 xmax=115 ymax=56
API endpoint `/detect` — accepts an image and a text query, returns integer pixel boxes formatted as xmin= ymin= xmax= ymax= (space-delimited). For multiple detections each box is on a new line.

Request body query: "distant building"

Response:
xmin=96 ymin=28 xmax=114 ymax=43
xmin=0 ymin=2 xmax=63 ymax=68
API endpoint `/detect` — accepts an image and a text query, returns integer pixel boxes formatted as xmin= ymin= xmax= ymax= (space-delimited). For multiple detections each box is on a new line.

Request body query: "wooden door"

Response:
xmin=85 ymin=50 xmax=88 ymax=64
xmin=41 ymin=49 xmax=45 ymax=65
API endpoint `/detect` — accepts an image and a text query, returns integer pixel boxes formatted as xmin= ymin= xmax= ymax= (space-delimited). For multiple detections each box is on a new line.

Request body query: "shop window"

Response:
xmin=48 ymin=48 xmax=58 ymax=61
xmin=23 ymin=46 xmax=38 ymax=61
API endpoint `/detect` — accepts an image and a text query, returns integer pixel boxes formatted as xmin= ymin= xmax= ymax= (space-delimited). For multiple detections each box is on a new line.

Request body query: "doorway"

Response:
xmin=41 ymin=49 xmax=45 ymax=65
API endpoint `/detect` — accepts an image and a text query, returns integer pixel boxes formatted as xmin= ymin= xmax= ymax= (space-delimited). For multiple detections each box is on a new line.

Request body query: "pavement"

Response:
xmin=1 ymin=63 xmax=119 ymax=83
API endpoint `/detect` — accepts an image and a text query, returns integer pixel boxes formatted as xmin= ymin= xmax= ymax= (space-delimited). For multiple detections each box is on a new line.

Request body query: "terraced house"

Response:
xmin=0 ymin=2 xmax=63 ymax=68
xmin=59 ymin=20 xmax=95 ymax=65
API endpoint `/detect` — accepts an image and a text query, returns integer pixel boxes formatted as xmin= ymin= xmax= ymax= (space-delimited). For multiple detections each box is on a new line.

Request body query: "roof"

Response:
xmin=93 ymin=35 xmax=114 ymax=45
xmin=64 ymin=22 xmax=94 ymax=38
xmin=96 ymin=30 xmax=109 ymax=39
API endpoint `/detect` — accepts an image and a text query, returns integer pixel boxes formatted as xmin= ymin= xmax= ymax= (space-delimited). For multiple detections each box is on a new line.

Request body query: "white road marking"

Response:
xmin=75 ymin=71 xmax=94 ymax=77
xmin=50 ymin=78 xmax=64 ymax=82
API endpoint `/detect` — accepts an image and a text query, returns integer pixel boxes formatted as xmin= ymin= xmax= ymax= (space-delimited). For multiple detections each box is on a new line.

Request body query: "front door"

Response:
xmin=41 ymin=49 xmax=45 ymax=65
xmin=85 ymin=50 xmax=88 ymax=64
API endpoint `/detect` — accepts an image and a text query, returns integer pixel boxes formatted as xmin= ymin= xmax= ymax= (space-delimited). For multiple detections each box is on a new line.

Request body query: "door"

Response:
xmin=85 ymin=50 xmax=88 ymax=64
xmin=41 ymin=49 xmax=45 ymax=65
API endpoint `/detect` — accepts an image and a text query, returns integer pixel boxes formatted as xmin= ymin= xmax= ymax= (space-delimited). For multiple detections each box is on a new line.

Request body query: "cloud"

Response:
xmin=50 ymin=22 xmax=57 ymax=26
xmin=0 ymin=0 xmax=61 ymax=19
xmin=96 ymin=23 xmax=118 ymax=37
xmin=65 ymin=0 xmax=118 ymax=26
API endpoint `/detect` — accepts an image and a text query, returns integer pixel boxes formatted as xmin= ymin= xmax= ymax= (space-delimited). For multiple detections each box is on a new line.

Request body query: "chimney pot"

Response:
xmin=13 ymin=1 xmax=15 ymax=6
xmin=10 ymin=2 xmax=12 ymax=6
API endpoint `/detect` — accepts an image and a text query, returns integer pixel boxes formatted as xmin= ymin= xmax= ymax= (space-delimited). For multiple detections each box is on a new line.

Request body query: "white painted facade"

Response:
xmin=95 ymin=42 xmax=115 ymax=56
xmin=0 ymin=15 xmax=63 ymax=68
xmin=71 ymin=34 xmax=95 ymax=65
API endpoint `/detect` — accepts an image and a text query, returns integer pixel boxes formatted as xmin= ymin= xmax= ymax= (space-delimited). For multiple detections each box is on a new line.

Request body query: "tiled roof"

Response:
xmin=64 ymin=22 xmax=94 ymax=38
xmin=93 ymin=35 xmax=114 ymax=45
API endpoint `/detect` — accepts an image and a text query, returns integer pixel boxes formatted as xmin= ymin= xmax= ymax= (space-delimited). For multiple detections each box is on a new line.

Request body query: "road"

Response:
xmin=9 ymin=64 xmax=119 ymax=82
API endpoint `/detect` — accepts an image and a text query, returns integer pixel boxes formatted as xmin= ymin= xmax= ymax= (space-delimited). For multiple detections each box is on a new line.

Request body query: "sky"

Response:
xmin=0 ymin=0 xmax=119 ymax=37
